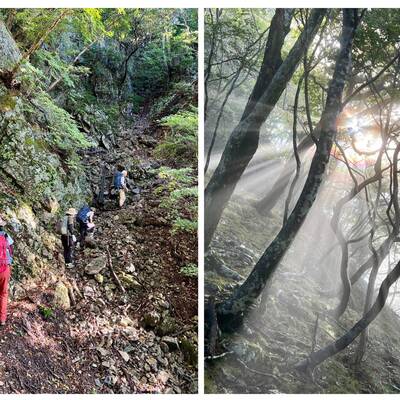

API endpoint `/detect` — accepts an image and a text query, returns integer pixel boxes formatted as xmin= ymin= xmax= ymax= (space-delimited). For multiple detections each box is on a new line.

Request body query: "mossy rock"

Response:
xmin=156 ymin=314 xmax=177 ymax=336
xmin=180 ymin=338 xmax=197 ymax=365
xmin=0 ymin=92 xmax=17 ymax=112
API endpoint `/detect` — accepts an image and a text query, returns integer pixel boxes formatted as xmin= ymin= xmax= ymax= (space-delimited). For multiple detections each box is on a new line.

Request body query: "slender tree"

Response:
xmin=205 ymin=9 xmax=326 ymax=250
xmin=216 ymin=9 xmax=360 ymax=333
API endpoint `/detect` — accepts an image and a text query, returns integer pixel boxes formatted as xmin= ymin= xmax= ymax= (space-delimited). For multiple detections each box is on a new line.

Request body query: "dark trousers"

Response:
xmin=78 ymin=221 xmax=88 ymax=248
xmin=61 ymin=235 xmax=74 ymax=264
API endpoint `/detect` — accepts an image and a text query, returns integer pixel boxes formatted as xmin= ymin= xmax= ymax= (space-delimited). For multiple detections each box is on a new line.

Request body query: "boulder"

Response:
xmin=156 ymin=315 xmax=177 ymax=336
xmin=143 ymin=311 xmax=161 ymax=329
xmin=85 ymin=255 xmax=107 ymax=275
xmin=161 ymin=336 xmax=179 ymax=351
xmin=119 ymin=272 xmax=141 ymax=290
xmin=53 ymin=282 xmax=70 ymax=310
xmin=180 ymin=338 xmax=197 ymax=365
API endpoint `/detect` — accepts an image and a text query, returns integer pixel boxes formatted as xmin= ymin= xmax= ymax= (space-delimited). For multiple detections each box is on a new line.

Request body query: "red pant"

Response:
xmin=0 ymin=267 xmax=10 ymax=323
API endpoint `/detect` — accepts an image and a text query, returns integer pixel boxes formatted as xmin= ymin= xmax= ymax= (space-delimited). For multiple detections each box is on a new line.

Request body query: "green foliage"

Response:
xmin=160 ymin=107 xmax=197 ymax=134
xmin=34 ymin=49 xmax=90 ymax=89
xmin=25 ymin=91 xmax=92 ymax=153
xmin=172 ymin=217 xmax=197 ymax=234
xmin=156 ymin=166 xmax=197 ymax=236
xmin=160 ymin=186 xmax=197 ymax=209
xmin=180 ymin=263 xmax=198 ymax=278
xmin=0 ymin=92 xmax=17 ymax=112
xmin=149 ymin=81 xmax=195 ymax=121
xmin=155 ymin=107 xmax=198 ymax=162
xmin=158 ymin=166 xmax=194 ymax=188
xmin=38 ymin=305 xmax=54 ymax=319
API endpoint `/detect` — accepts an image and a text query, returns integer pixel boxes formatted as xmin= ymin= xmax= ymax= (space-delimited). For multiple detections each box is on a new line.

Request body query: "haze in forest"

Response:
xmin=204 ymin=8 xmax=400 ymax=394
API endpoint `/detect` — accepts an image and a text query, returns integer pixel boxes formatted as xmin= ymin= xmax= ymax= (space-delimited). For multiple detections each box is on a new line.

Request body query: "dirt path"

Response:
xmin=0 ymin=112 xmax=198 ymax=394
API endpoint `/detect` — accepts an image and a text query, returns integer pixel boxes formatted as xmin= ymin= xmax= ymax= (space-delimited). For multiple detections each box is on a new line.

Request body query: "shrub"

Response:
xmin=154 ymin=107 xmax=198 ymax=162
xmin=180 ymin=263 xmax=198 ymax=278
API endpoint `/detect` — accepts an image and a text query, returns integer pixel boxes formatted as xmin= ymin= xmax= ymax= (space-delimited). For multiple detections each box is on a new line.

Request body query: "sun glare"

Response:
xmin=352 ymin=133 xmax=383 ymax=155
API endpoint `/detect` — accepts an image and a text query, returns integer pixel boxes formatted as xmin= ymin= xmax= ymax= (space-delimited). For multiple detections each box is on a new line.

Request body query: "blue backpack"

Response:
xmin=77 ymin=205 xmax=90 ymax=223
xmin=114 ymin=172 xmax=123 ymax=189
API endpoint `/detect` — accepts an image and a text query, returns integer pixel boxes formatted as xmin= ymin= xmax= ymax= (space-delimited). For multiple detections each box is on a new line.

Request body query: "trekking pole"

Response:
xmin=97 ymin=164 xmax=106 ymax=207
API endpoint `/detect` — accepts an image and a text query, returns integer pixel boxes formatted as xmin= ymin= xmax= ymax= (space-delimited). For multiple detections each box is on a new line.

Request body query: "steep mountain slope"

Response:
xmin=0 ymin=11 xmax=198 ymax=394
xmin=205 ymin=193 xmax=400 ymax=394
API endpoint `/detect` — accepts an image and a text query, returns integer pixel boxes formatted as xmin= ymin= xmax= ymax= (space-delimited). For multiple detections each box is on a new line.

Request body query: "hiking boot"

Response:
xmin=66 ymin=263 xmax=75 ymax=269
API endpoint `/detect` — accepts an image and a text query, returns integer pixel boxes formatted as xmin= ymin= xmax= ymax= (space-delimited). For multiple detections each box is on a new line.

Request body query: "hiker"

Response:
xmin=59 ymin=208 xmax=77 ymax=268
xmin=76 ymin=205 xmax=95 ymax=249
xmin=0 ymin=217 xmax=14 ymax=327
xmin=114 ymin=168 xmax=129 ymax=208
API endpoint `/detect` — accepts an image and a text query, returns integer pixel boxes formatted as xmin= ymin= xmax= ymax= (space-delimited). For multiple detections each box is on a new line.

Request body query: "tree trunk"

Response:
xmin=216 ymin=9 xmax=359 ymax=333
xmin=298 ymin=257 xmax=400 ymax=371
xmin=11 ymin=10 xmax=70 ymax=75
xmin=240 ymin=9 xmax=294 ymax=121
xmin=205 ymin=9 xmax=326 ymax=250
xmin=47 ymin=41 xmax=96 ymax=92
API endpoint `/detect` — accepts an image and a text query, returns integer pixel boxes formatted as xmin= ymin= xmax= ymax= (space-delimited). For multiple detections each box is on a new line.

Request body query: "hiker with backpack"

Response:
xmin=113 ymin=168 xmax=129 ymax=208
xmin=76 ymin=205 xmax=95 ymax=249
xmin=58 ymin=208 xmax=77 ymax=268
xmin=0 ymin=217 xmax=14 ymax=327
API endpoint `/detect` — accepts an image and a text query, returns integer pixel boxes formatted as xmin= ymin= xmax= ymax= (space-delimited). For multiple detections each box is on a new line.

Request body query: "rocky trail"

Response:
xmin=0 ymin=111 xmax=198 ymax=394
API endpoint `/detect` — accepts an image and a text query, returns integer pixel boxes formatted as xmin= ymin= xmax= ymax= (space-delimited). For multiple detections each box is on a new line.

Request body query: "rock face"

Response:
xmin=0 ymin=21 xmax=21 ymax=70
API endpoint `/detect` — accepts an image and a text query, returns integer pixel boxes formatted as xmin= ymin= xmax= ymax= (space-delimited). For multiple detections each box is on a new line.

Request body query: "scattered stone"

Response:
xmin=97 ymin=347 xmax=109 ymax=357
xmin=53 ymin=282 xmax=70 ymax=310
xmin=83 ymin=285 xmax=96 ymax=298
xmin=119 ymin=272 xmax=141 ymax=290
xmin=156 ymin=315 xmax=176 ymax=336
xmin=158 ymin=370 xmax=170 ymax=385
xmin=85 ymin=255 xmax=107 ymax=275
xmin=143 ymin=311 xmax=161 ymax=329
xmin=147 ymin=356 xmax=157 ymax=371
xmin=104 ymin=375 xmax=117 ymax=386
xmin=118 ymin=350 xmax=130 ymax=362
xmin=162 ymin=336 xmax=179 ymax=351
xmin=159 ymin=300 xmax=170 ymax=309
xmin=160 ymin=342 xmax=169 ymax=353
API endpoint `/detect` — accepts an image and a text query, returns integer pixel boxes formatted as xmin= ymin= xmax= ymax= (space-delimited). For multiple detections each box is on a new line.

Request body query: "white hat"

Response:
xmin=66 ymin=208 xmax=77 ymax=216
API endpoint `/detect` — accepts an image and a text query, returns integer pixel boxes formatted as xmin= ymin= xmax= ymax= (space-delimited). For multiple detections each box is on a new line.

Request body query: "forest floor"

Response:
xmin=0 ymin=111 xmax=198 ymax=394
xmin=205 ymin=193 xmax=400 ymax=394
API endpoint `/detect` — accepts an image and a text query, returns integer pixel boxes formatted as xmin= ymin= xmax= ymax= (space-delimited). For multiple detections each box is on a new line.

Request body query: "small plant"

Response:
xmin=158 ymin=166 xmax=194 ymax=189
xmin=180 ymin=263 xmax=198 ymax=278
xmin=155 ymin=107 xmax=198 ymax=162
xmin=172 ymin=217 xmax=197 ymax=234
xmin=155 ymin=166 xmax=197 ymax=235
xmin=38 ymin=305 xmax=54 ymax=320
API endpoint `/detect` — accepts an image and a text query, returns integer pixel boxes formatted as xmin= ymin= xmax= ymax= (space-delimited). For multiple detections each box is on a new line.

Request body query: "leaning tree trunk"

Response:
xmin=240 ymin=9 xmax=294 ymax=121
xmin=204 ymin=9 xmax=326 ymax=251
xmin=298 ymin=257 xmax=400 ymax=371
xmin=216 ymin=9 xmax=359 ymax=333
